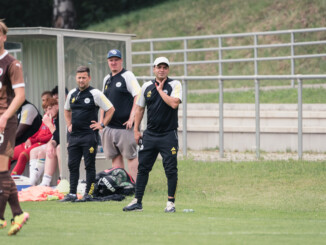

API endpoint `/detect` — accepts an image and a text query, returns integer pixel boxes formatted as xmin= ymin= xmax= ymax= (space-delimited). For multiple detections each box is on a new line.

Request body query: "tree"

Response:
xmin=53 ymin=0 xmax=76 ymax=29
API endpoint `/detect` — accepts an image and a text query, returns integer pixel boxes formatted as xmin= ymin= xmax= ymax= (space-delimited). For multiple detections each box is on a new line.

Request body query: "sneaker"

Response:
xmin=123 ymin=198 xmax=143 ymax=212
xmin=164 ymin=201 xmax=176 ymax=213
xmin=74 ymin=194 xmax=92 ymax=202
xmin=0 ymin=219 xmax=7 ymax=229
xmin=59 ymin=193 xmax=77 ymax=202
xmin=8 ymin=212 xmax=29 ymax=236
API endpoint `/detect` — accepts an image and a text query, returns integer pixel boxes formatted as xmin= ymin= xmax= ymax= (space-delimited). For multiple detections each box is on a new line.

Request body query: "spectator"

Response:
xmin=15 ymin=100 xmax=42 ymax=146
xmin=100 ymin=49 xmax=141 ymax=181
xmin=51 ymin=85 xmax=69 ymax=100
xmin=61 ymin=66 xmax=115 ymax=202
xmin=41 ymin=91 xmax=52 ymax=109
xmin=11 ymin=103 xmax=53 ymax=175
xmin=38 ymin=87 xmax=70 ymax=186
xmin=38 ymin=98 xmax=61 ymax=186
xmin=123 ymin=57 xmax=182 ymax=213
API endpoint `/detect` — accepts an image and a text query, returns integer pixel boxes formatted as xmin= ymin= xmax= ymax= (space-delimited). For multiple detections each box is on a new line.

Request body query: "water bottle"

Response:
xmin=183 ymin=209 xmax=194 ymax=213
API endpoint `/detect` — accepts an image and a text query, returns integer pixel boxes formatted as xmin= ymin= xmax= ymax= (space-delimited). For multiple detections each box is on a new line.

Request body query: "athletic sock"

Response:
xmin=40 ymin=174 xmax=52 ymax=186
xmin=29 ymin=159 xmax=45 ymax=185
xmin=168 ymin=198 xmax=175 ymax=203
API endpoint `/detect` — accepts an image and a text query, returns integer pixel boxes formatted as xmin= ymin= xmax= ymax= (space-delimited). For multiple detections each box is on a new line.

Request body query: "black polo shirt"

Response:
xmin=65 ymin=86 xmax=113 ymax=137
xmin=102 ymin=68 xmax=140 ymax=129
xmin=137 ymin=77 xmax=182 ymax=133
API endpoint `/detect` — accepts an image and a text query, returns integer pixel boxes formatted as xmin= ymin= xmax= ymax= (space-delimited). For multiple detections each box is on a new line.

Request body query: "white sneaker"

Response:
xmin=164 ymin=201 xmax=176 ymax=213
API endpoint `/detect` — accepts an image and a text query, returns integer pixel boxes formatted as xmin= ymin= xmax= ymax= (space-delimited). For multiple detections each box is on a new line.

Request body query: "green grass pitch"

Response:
xmin=2 ymin=159 xmax=326 ymax=244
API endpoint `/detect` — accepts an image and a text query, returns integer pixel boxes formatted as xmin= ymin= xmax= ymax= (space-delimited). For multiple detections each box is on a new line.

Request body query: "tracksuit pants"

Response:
xmin=67 ymin=133 xmax=99 ymax=195
xmin=135 ymin=129 xmax=178 ymax=203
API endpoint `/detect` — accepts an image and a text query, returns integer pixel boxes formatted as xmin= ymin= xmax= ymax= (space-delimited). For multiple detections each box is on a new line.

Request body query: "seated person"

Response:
xmin=51 ymin=85 xmax=69 ymax=101
xmin=11 ymin=103 xmax=53 ymax=175
xmin=41 ymin=91 xmax=52 ymax=110
xmin=15 ymin=100 xmax=42 ymax=146
xmin=38 ymin=98 xmax=62 ymax=186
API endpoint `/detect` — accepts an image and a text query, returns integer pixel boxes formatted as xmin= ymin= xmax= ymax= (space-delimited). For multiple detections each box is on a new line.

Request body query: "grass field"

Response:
xmin=87 ymin=0 xmax=326 ymax=104
xmin=188 ymin=87 xmax=326 ymax=103
xmin=2 ymin=159 xmax=326 ymax=244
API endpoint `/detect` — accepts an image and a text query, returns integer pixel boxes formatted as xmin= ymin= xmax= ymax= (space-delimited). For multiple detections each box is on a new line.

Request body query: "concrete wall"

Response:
xmin=178 ymin=103 xmax=326 ymax=152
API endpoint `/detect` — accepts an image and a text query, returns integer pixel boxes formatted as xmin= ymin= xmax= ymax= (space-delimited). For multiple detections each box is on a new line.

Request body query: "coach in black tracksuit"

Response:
xmin=123 ymin=57 xmax=182 ymax=212
xmin=62 ymin=66 xmax=115 ymax=202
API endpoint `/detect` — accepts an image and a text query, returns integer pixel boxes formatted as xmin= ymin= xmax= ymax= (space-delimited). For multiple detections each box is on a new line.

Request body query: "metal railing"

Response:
xmin=131 ymin=28 xmax=326 ymax=159
xmin=135 ymin=75 xmax=326 ymax=160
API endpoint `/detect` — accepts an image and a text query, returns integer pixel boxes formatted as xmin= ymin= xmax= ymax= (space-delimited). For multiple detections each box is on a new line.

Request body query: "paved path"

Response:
xmin=188 ymin=83 xmax=326 ymax=94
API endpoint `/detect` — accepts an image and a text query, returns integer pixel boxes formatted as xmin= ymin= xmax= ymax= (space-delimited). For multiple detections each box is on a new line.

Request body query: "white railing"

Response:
xmin=131 ymin=28 xmax=326 ymax=159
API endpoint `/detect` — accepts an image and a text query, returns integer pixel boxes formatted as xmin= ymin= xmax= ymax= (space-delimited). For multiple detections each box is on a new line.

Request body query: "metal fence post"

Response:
xmin=218 ymin=37 xmax=224 ymax=158
xmin=219 ymin=79 xmax=224 ymax=158
xmin=57 ymin=34 xmax=68 ymax=180
xmin=255 ymin=79 xmax=260 ymax=159
xmin=150 ymin=41 xmax=154 ymax=76
xmin=291 ymin=32 xmax=295 ymax=88
xmin=254 ymin=35 xmax=258 ymax=75
xmin=184 ymin=39 xmax=188 ymax=75
xmin=182 ymin=79 xmax=188 ymax=157
xmin=297 ymin=78 xmax=303 ymax=160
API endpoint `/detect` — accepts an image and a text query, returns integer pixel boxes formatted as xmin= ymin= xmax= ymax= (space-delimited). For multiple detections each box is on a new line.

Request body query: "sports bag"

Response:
xmin=93 ymin=168 xmax=135 ymax=197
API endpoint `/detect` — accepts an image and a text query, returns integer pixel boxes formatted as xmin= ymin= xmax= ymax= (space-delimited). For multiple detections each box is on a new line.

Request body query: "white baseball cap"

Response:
xmin=153 ymin=57 xmax=170 ymax=67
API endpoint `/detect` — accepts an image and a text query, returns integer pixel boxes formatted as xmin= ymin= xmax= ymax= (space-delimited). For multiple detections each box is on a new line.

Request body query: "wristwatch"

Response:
xmin=100 ymin=123 xmax=105 ymax=129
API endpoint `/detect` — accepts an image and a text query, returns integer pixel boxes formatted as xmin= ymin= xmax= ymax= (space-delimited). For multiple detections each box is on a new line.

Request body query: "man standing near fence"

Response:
xmin=100 ymin=49 xmax=140 ymax=181
xmin=0 ymin=19 xmax=29 ymax=235
xmin=62 ymin=66 xmax=115 ymax=202
xmin=123 ymin=57 xmax=182 ymax=212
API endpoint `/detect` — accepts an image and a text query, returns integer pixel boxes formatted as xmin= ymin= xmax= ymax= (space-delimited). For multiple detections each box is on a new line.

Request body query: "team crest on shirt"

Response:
xmin=171 ymin=147 xmax=176 ymax=155
xmin=163 ymin=90 xmax=168 ymax=94
xmin=147 ymin=91 xmax=152 ymax=98
xmin=84 ymin=98 xmax=90 ymax=104
xmin=71 ymin=97 xmax=76 ymax=103
xmin=89 ymin=147 xmax=94 ymax=154
xmin=105 ymin=85 xmax=108 ymax=90
xmin=116 ymin=82 xmax=122 ymax=87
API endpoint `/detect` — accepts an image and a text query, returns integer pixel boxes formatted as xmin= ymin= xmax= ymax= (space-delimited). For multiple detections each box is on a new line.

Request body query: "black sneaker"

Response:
xmin=123 ymin=198 xmax=143 ymax=212
xmin=59 ymin=193 xmax=77 ymax=202
xmin=74 ymin=194 xmax=92 ymax=202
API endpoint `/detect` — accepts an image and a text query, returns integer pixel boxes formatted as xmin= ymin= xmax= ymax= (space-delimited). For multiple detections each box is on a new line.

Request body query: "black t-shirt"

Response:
xmin=137 ymin=78 xmax=182 ymax=133
xmin=65 ymin=86 xmax=113 ymax=137
xmin=102 ymin=69 xmax=140 ymax=129
xmin=16 ymin=100 xmax=42 ymax=145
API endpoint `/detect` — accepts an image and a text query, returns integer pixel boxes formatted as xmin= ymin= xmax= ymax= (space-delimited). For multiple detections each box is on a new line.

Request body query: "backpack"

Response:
xmin=93 ymin=168 xmax=135 ymax=197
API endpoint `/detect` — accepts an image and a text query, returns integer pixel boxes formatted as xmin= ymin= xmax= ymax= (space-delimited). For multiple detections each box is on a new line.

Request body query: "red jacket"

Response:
xmin=29 ymin=122 xmax=52 ymax=144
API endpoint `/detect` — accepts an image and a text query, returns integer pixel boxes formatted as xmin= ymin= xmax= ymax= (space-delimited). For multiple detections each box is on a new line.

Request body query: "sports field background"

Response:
xmin=2 ymin=159 xmax=325 ymax=244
